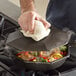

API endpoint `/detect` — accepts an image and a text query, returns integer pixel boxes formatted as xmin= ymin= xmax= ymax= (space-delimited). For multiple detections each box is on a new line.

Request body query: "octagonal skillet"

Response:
xmin=6 ymin=26 xmax=72 ymax=51
xmin=6 ymin=26 xmax=73 ymax=71
xmin=11 ymin=44 xmax=70 ymax=71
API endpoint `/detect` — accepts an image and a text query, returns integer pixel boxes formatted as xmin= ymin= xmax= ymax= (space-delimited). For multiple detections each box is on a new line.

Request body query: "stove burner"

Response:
xmin=23 ymin=70 xmax=60 ymax=76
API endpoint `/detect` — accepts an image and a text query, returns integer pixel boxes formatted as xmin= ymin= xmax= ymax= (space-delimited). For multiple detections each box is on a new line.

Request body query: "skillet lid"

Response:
xmin=6 ymin=26 xmax=72 ymax=51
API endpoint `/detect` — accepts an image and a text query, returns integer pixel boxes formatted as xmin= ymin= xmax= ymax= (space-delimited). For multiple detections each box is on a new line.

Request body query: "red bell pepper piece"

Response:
xmin=47 ymin=59 xmax=50 ymax=62
xmin=16 ymin=51 xmax=25 ymax=56
xmin=39 ymin=54 xmax=43 ymax=57
xmin=60 ymin=52 xmax=64 ymax=55
xmin=63 ymin=51 xmax=67 ymax=56
xmin=54 ymin=57 xmax=59 ymax=60
xmin=24 ymin=51 xmax=29 ymax=55
xmin=29 ymin=57 xmax=36 ymax=61
xmin=42 ymin=57 xmax=47 ymax=59
xmin=60 ymin=51 xmax=67 ymax=56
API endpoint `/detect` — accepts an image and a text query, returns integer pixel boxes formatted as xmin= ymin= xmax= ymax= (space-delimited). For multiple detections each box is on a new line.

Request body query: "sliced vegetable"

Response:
xmin=29 ymin=57 xmax=36 ymax=61
xmin=47 ymin=59 xmax=50 ymax=62
xmin=60 ymin=52 xmax=64 ymax=55
xmin=41 ymin=58 xmax=47 ymax=62
xmin=25 ymin=51 xmax=29 ymax=55
xmin=51 ymin=53 xmax=63 ymax=59
xmin=63 ymin=51 xmax=67 ymax=56
xmin=16 ymin=51 xmax=25 ymax=56
xmin=59 ymin=45 xmax=67 ymax=51
xmin=17 ymin=45 xmax=67 ymax=62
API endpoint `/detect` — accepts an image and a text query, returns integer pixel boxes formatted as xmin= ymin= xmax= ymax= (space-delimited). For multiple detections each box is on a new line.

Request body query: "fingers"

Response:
xmin=18 ymin=12 xmax=35 ymax=33
xmin=28 ymin=12 xmax=36 ymax=33
xmin=39 ymin=17 xmax=51 ymax=29
xmin=18 ymin=11 xmax=51 ymax=34
xmin=18 ymin=16 xmax=28 ymax=32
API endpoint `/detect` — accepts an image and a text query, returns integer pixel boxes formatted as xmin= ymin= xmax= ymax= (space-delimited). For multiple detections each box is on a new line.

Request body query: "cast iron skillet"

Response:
xmin=11 ymin=44 xmax=70 ymax=71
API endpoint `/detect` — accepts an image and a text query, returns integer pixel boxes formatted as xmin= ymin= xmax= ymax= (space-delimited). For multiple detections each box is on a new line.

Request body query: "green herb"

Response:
xmin=59 ymin=45 xmax=67 ymax=51
xmin=41 ymin=58 xmax=47 ymax=62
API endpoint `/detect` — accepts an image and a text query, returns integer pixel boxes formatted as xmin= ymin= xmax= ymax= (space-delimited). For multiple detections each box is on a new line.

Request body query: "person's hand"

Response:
xmin=18 ymin=11 xmax=51 ymax=33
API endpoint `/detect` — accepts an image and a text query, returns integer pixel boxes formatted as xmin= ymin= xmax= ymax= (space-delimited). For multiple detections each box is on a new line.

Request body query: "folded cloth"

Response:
xmin=21 ymin=20 xmax=51 ymax=41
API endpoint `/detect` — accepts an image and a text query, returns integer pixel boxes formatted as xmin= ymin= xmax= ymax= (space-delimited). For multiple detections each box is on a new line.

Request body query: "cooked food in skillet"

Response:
xmin=16 ymin=45 xmax=67 ymax=62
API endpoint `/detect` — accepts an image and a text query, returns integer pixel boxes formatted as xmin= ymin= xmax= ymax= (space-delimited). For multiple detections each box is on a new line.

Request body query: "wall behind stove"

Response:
xmin=0 ymin=0 xmax=49 ymax=21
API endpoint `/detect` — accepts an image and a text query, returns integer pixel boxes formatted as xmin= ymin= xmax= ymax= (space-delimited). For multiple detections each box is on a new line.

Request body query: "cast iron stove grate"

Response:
xmin=0 ymin=12 xmax=19 ymax=38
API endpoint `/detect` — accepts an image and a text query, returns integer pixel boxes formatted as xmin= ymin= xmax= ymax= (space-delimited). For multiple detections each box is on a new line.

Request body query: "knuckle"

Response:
xmin=18 ymin=18 xmax=20 ymax=22
xmin=29 ymin=11 xmax=34 ymax=16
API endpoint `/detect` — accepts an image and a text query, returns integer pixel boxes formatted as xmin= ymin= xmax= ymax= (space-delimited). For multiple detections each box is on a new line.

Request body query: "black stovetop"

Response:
xmin=0 ymin=12 xmax=76 ymax=76
xmin=0 ymin=45 xmax=76 ymax=76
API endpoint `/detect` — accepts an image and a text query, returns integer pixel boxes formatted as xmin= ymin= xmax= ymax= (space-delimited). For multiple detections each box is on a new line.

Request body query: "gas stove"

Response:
xmin=0 ymin=12 xmax=76 ymax=76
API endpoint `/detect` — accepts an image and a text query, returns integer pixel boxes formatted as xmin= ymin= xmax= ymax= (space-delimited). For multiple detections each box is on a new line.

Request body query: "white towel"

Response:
xmin=21 ymin=20 xmax=51 ymax=41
